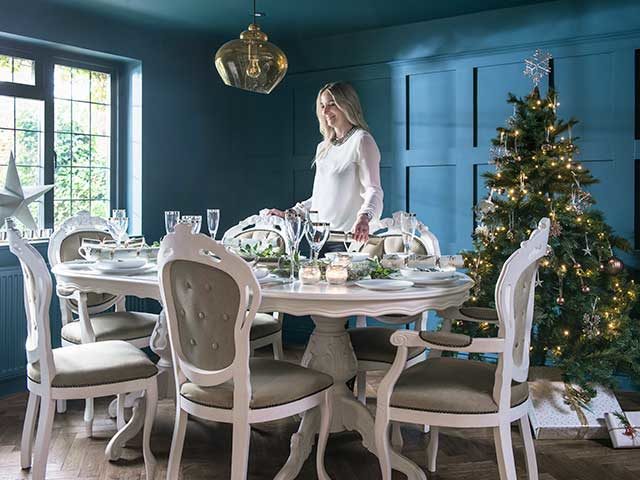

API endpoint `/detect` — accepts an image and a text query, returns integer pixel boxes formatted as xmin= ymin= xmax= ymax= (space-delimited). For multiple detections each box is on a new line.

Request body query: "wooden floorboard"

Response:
xmin=0 ymin=348 xmax=638 ymax=479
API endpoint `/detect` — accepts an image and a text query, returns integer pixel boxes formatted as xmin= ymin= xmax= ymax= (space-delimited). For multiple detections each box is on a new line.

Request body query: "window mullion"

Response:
xmin=43 ymin=58 xmax=55 ymax=228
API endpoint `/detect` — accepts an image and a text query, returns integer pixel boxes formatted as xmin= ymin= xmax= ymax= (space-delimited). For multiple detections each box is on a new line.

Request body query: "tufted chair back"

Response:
xmin=158 ymin=223 xmax=261 ymax=400
xmin=222 ymin=212 xmax=290 ymax=254
xmin=493 ymin=218 xmax=549 ymax=410
xmin=360 ymin=234 xmax=429 ymax=258
xmin=361 ymin=212 xmax=441 ymax=258
xmin=48 ymin=211 xmax=119 ymax=310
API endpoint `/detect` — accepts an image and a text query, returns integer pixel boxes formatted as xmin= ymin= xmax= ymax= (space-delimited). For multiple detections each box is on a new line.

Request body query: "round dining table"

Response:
xmin=52 ymin=263 xmax=473 ymax=480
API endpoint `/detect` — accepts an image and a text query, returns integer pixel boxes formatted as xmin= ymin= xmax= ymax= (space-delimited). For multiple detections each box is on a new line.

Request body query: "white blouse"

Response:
xmin=296 ymin=129 xmax=384 ymax=232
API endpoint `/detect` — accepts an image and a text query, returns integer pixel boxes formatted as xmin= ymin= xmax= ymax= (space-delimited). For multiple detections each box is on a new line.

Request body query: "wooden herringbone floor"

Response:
xmin=0 ymin=348 xmax=639 ymax=480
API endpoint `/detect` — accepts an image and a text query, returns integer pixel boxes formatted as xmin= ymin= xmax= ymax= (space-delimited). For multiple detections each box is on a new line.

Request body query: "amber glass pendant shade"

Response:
xmin=215 ymin=23 xmax=288 ymax=94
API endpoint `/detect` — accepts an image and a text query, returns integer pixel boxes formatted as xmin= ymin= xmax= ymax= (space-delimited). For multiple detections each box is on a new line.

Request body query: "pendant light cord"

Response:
xmin=253 ymin=0 xmax=256 ymax=23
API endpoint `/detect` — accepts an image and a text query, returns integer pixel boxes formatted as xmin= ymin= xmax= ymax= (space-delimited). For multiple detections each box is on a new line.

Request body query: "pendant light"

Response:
xmin=214 ymin=0 xmax=288 ymax=94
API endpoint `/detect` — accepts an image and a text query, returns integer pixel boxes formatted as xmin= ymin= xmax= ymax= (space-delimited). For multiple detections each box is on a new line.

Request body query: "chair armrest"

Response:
xmin=390 ymin=329 xmax=505 ymax=353
xmin=439 ymin=306 xmax=500 ymax=324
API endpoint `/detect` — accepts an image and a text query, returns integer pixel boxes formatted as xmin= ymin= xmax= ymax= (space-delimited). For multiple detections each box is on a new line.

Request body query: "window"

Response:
xmin=0 ymin=42 xmax=119 ymax=230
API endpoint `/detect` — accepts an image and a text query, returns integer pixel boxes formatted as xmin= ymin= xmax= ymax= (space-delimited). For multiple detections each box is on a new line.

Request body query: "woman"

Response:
xmin=269 ymin=82 xmax=383 ymax=249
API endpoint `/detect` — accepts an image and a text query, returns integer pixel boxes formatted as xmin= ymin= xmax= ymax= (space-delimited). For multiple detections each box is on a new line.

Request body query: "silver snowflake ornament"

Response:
xmin=524 ymin=49 xmax=552 ymax=86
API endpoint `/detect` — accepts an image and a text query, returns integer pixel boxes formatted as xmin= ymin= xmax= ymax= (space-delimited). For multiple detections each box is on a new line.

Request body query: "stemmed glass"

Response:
xmin=109 ymin=209 xmax=128 ymax=246
xmin=165 ymin=211 xmax=180 ymax=235
xmin=400 ymin=212 xmax=418 ymax=258
xmin=305 ymin=222 xmax=330 ymax=263
xmin=207 ymin=209 xmax=220 ymax=240
xmin=180 ymin=215 xmax=202 ymax=234
xmin=284 ymin=209 xmax=304 ymax=282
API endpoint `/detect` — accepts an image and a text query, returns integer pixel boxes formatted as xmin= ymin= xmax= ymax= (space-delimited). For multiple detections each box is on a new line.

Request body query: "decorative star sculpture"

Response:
xmin=0 ymin=151 xmax=54 ymax=230
xmin=524 ymin=49 xmax=552 ymax=86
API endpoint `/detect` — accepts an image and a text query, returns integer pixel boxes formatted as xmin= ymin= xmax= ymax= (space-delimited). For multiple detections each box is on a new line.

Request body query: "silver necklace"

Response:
xmin=331 ymin=127 xmax=357 ymax=146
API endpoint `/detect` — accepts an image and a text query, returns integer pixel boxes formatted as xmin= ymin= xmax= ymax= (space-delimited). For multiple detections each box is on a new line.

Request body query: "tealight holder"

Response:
xmin=325 ymin=264 xmax=348 ymax=285
xmin=299 ymin=262 xmax=321 ymax=284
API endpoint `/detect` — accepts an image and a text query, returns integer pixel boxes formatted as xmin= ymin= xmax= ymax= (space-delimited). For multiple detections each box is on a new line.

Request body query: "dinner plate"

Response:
xmin=62 ymin=259 xmax=95 ymax=270
xmin=92 ymin=258 xmax=148 ymax=272
xmin=253 ymin=267 xmax=269 ymax=280
xmin=354 ymin=279 xmax=414 ymax=291
xmin=258 ymin=275 xmax=291 ymax=285
xmin=391 ymin=271 xmax=462 ymax=285
xmin=398 ymin=269 xmax=457 ymax=281
xmin=325 ymin=251 xmax=370 ymax=262
xmin=91 ymin=263 xmax=156 ymax=276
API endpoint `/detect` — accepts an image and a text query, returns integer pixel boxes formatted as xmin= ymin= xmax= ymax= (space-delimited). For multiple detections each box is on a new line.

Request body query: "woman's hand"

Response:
xmin=352 ymin=214 xmax=370 ymax=243
xmin=267 ymin=208 xmax=285 ymax=218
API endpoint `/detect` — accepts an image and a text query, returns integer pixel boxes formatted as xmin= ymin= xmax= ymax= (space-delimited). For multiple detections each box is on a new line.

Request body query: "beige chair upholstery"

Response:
xmin=349 ymin=327 xmax=425 ymax=364
xmin=459 ymin=306 xmax=499 ymax=322
xmin=250 ymin=313 xmax=282 ymax=340
xmin=390 ymin=358 xmax=529 ymax=414
xmin=234 ymin=229 xmax=286 ymax=250
xmin=181 ymin=358 xmax=332 ymax=410
xmin=360 ymin=234 xmax=428 ymax=258
xmin=61 ymin=312 xmax=157 ymax=344
xmin=27 ymin=340 xmax=158 ymax=388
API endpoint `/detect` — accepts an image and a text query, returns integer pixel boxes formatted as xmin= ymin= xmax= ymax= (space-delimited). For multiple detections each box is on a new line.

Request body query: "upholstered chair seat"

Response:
xmin=60 ymin=312 xmax=157 ymax=344
xmin=27 ymin=340 xmax=158 ymax=388
xmin=250 ymin=313 xmax=282 ymax=341
xmin=349 ymin=327 xmax=425 ymax=364
xmin=458 ymin=306 xmax=499 ymax=322
xmin=180 ymin=358 xmax=333 ymax=410
xmin=390 ymin=357 xmax=529 ymax=414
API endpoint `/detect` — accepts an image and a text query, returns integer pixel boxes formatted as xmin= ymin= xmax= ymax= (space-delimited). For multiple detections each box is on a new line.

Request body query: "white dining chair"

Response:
xmin=7 ymin=220 xmax=158 ymax=480
xmin=48 ymin=211 xmax=158 ymax=434
xmin=350 ymin=211 xmax=442 ymax=404
xmin=374 ymin=218 xmax=550 ymax=480
xmin=222 ymin=211 xmax=290 ymax=359
xmin=158 ymin=223 xmax=334 ymax=479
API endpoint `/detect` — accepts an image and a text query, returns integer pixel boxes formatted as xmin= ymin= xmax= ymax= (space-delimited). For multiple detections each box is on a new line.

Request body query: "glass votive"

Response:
xmin=299 ymin=262 xmax=321 ymax=284
xmin=325 ymin=264 xmax=348 ymax=285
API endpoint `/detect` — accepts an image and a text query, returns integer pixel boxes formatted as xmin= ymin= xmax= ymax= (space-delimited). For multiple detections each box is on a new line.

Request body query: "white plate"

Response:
xmin=253 ymin=267 xmax=269 ymax=280
xmin=258 ymin=275 xmax=290 ymax=285
xmin=91 ymin=264 xmax=156 ymax=276
xmin=391 ymin=271 xmax=461 ymax=285
xmin=398 ymin=269 xmax=457 ymax=281
xmin=93 ymin=258 xmax=147 ymax=272
xmin=354 ymin=279 xmax=414 ymax=291
xmin=325 ymin=251 xmax=370 ymax=262
xmin=63 ymin=259 xmax=95 ymax=270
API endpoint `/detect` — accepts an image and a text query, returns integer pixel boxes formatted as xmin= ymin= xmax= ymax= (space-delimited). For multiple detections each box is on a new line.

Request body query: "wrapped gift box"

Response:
xmin=604 ymin=412 xmax=640 ymax=448
xmin=527 ymin=367 xmax=622 ymax=439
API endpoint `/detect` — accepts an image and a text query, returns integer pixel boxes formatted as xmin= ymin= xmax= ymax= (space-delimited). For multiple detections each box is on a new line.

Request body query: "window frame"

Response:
xmin=0 ymin=38 xmax=122 ymax=229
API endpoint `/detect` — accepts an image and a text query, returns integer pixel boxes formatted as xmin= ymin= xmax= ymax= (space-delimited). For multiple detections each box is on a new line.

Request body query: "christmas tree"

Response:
xmin=462 ymin=51 xmax=640 ymax=397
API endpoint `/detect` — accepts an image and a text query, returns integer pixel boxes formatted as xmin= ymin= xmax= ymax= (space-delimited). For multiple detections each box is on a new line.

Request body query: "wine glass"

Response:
xmin=400 ymin=212 xmax=418 ymax=258
xmin=207 ymin=209 xmax=220 ymax=240
xmin=305 ymin=222 xmax=330 ymax=262
xmin=342 ymin=231 xmax=354 ymax=252
xmin=109 ymin=209 xmax=128 ymax=246
xmin=180 ymin=215 xmax=202 ymax=234
xmin=284 ymin=209 xmax=303 ymax=282
xmin=165 ymin=211 xmax=180 ymax=235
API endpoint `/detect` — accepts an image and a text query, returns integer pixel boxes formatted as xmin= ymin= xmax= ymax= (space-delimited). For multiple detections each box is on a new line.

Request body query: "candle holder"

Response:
xmin=299 ymin=262 xmax=321 ymax=284
xmin=325 ymin=264 xmax=348 ymax=285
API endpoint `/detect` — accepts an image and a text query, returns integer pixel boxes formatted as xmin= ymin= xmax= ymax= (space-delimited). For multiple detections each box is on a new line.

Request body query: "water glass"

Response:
xmin=207 ymin=209 xmax=220 ymax=240
xmin=284 ymin=209 xmax=304 ymax=282
xmin=180 ymin=215 xmax=202 ymax=234
xmin=165 ymin=211 xmax=180 ymax=234
xmin=400 ymin=212 xmax=418 ymax=257
xmin=108 ymin=215 xmax=128 ymax=246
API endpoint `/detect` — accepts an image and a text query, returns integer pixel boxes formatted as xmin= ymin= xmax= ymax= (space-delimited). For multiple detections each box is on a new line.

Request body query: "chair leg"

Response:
xmin=231 ymin=419 xmax=251 ymax=480
xmin=316 ymin=388 xmax=333 ymax=480
xmin=167 ymin=405 xmax=188 ymax=479
xmin=519 ymin=415 xmax=539 ymax=480
xmin=391 ymin=422 xmax=403 ymax=449
xmin=142 ymin=381 xmax=158 ymax=480
xmin=116 ymin=394 xmax=126 ymax=430
xmin=31 ymin=399 xmax=55 ymax=480
xmin=84 ymin=398 xmax=94 ymax=437
xmin=20 ymin=393 xmax=40 ymax=469
xmin=356 ymin=371 xmax=367 ymax=404
xmin=273 ymin=336 xmax=284 ymax=360
xmin=56 ymin=399 xmax=66 ymax=413
xmin=494 ymin=421 xmax=517 ymax=480
xmin=374 ymin=413 xmax=392 ymax=480
xmin=427 ymin=426 xmax=439 ymax=472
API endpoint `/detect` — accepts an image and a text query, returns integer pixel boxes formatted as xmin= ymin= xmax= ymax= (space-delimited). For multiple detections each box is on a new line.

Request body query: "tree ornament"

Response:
xmin=582 ymin=297 xmax=601 ymax=339
xmin=524 ymin=49 xmax=552 ymax=87
xmin=582 ymin=234 xmax=592 ymax=256
xmin=0 ymin=151 xmax=54 ymax=230
xmin=541 ymin=143 xmax=553 ymax=153
xmin=556 ymin=296 xmax=565 ymax=305
xmin=604 ymin=256 xmax=624 ymax=275
xmin=550 ymin=219 xmax=563 ymax=238
xmin=581 ymin=284 xmax=591 ymax=294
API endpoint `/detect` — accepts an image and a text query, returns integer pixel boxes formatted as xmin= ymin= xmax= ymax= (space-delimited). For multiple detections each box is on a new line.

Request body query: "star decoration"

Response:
xmin=535 ymin=278 xmax=544 ymax=288
xmin=0 ymin=151 xmax=54 ymax=230
xmin=524 ymin=49 xmax=552 ymax=86
xmin=583 ymin=245 xmax=592 ymax=256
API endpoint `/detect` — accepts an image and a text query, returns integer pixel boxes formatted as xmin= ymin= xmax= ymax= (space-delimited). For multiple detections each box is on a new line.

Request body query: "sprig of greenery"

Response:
xmin=367 ymin=257 xmax=397 ymax=279
xmin=239 ymin=243 xmax=282 ymax=258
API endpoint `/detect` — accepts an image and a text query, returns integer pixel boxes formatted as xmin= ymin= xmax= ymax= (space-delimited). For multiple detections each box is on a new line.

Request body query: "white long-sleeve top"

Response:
xmin=296 ymin=129 xmax=384 ymax=232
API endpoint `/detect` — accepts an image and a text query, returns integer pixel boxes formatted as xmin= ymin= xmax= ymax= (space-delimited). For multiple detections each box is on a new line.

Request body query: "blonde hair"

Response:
xmin=315 ymin=82 xmax=370 ymax=159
